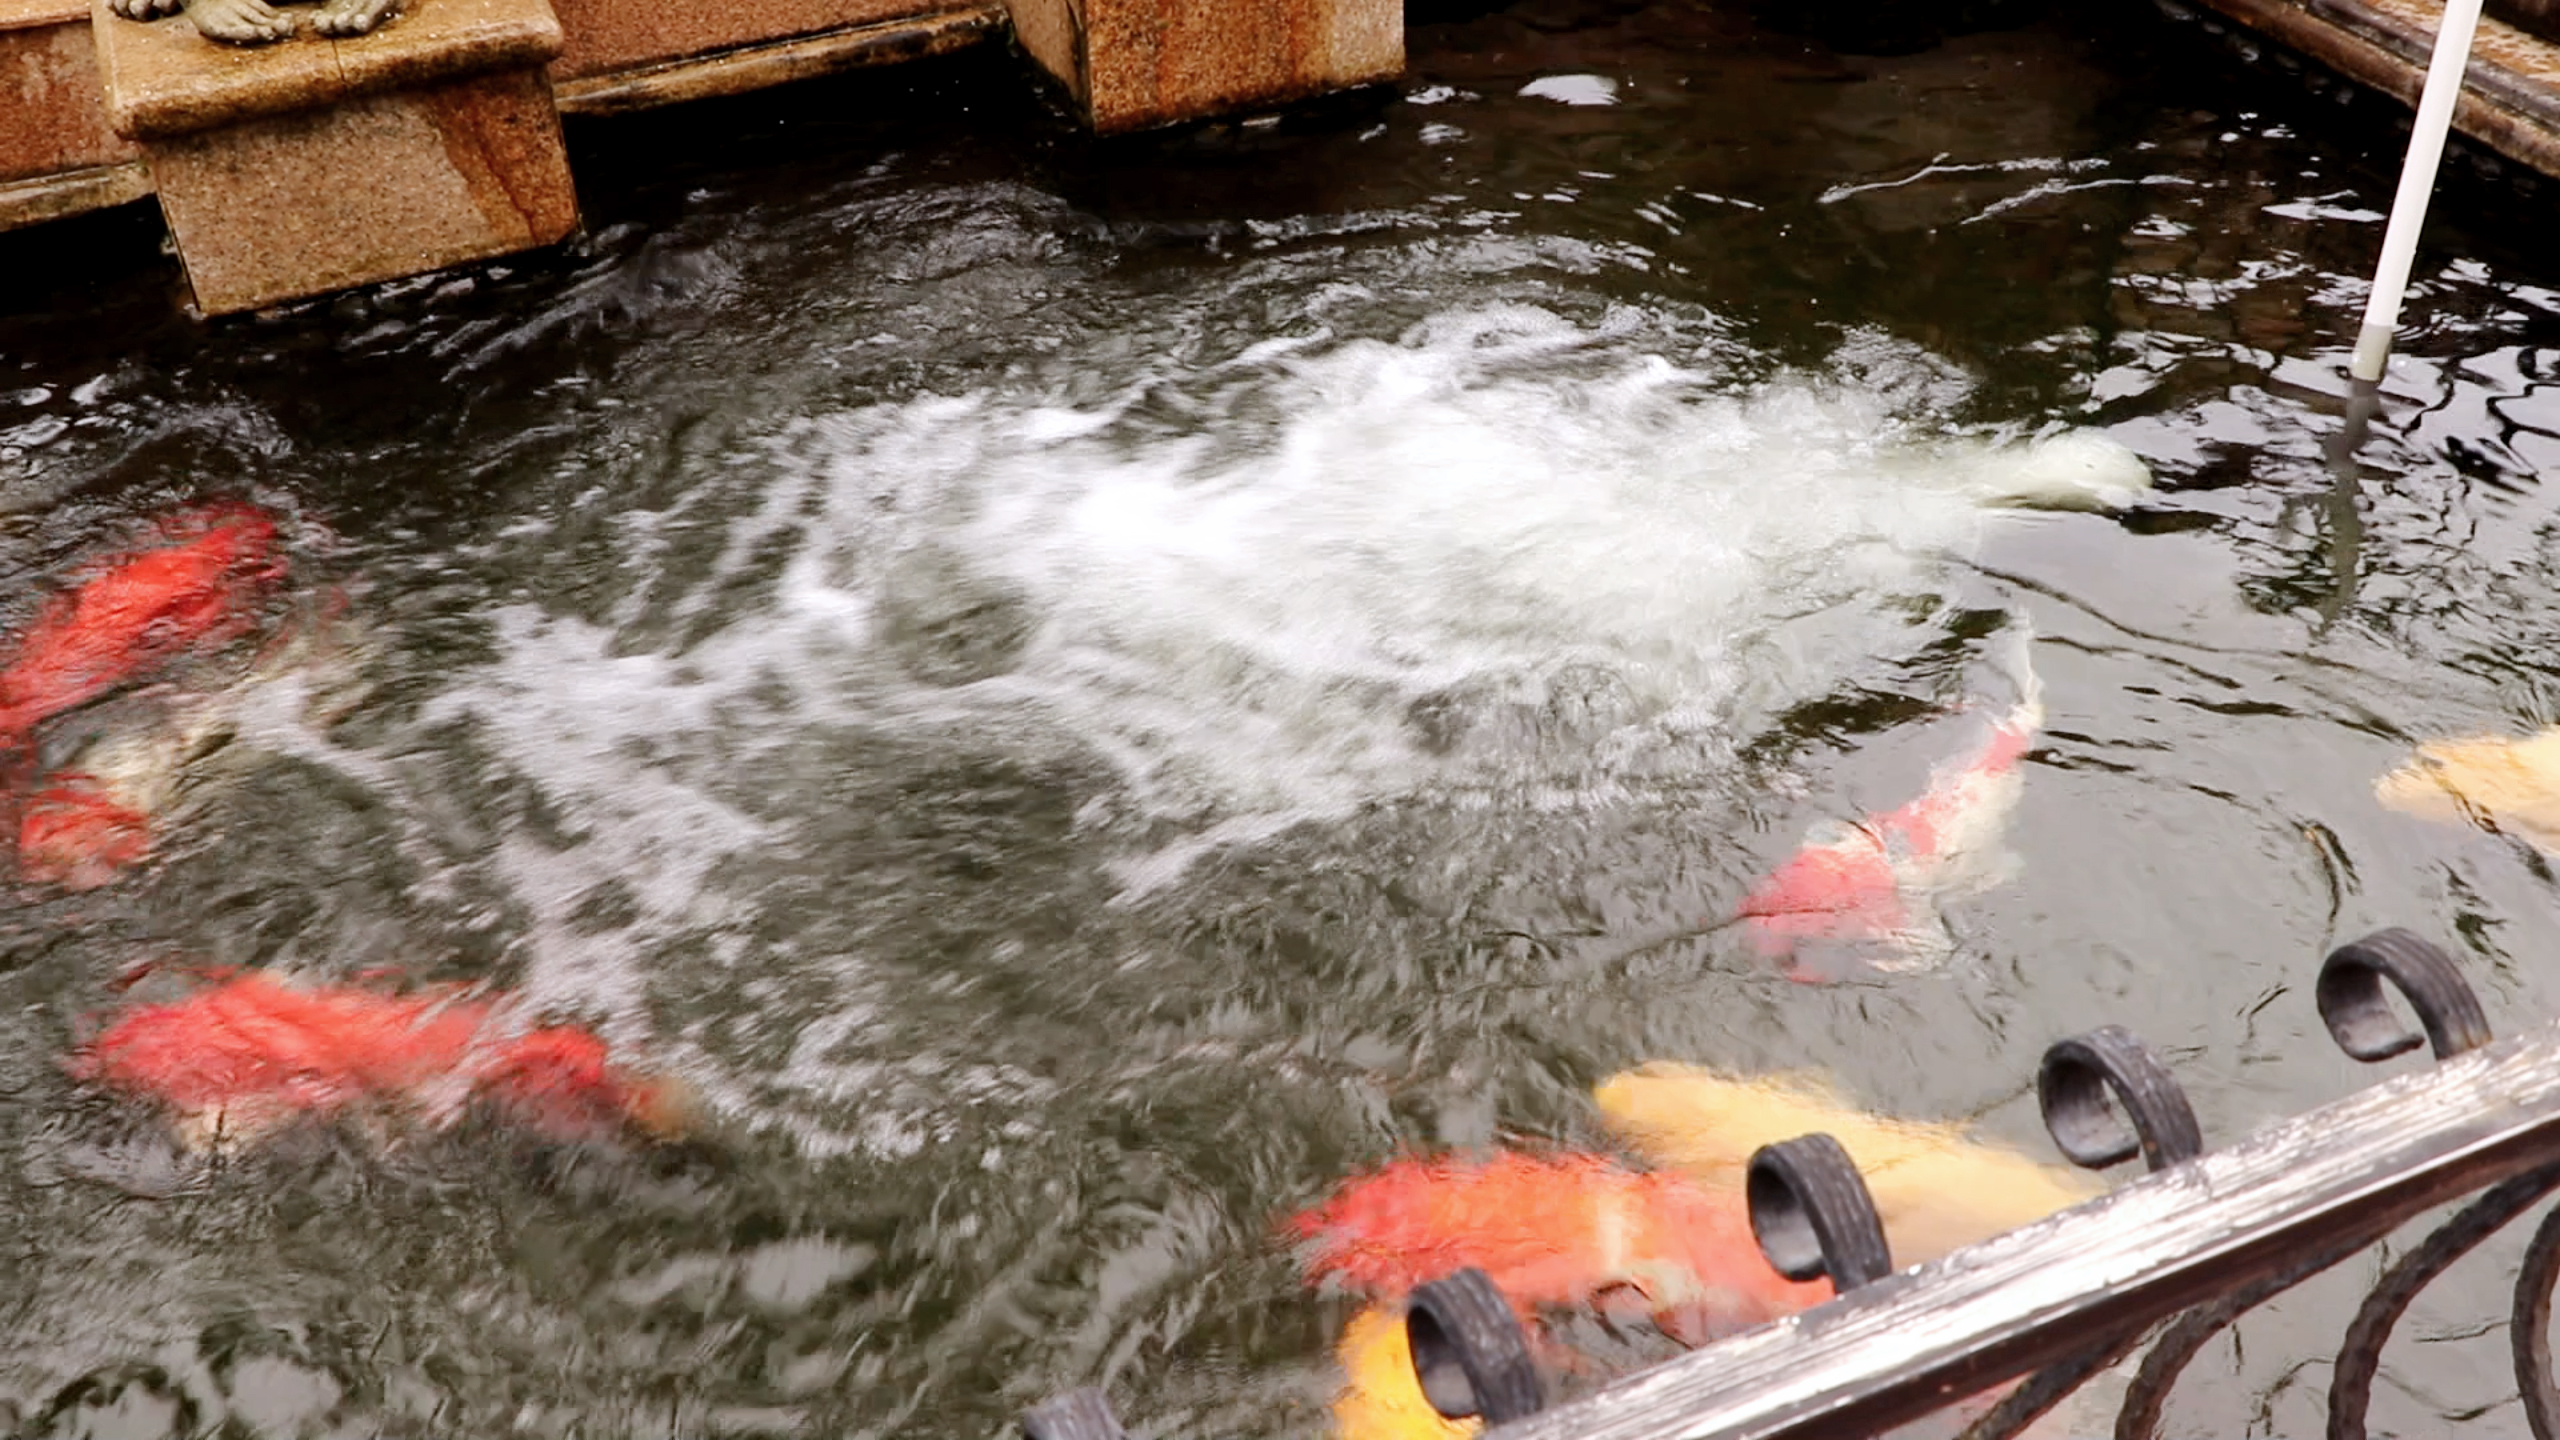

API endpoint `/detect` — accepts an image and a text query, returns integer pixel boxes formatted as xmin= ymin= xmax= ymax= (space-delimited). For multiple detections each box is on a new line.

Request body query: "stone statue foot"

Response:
xmin=186 ymin=0 xmax=296 ymax=43
xmin=107 ymin=0 xmax=186 ymax=20
xmin=310 ymin=0 xmax=403 ymax=36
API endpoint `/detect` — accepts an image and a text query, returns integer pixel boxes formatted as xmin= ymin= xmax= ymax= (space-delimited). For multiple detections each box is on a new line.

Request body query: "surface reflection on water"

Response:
xmin=6 ymin=1 xmax=2560 ymax=1436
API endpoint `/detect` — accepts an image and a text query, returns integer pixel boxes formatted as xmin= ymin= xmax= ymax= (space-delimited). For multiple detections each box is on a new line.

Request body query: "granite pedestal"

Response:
xmin=92 ymin=0 xmax=578 ymax=313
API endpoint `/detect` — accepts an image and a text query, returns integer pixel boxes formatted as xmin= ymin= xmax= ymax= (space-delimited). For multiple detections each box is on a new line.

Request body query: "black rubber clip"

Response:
xmin=2318 ymin=928 xmax=2491 ymax=1062
xmin=1407 ymin=1266 xmax=1546 ymax=1423
xmin=1021 ymin=1389 xmax=1131 ymax=1440
xmin=1748 ymin=1133 xmax=1893 ymax=1291
xmin=2039 ymin=1024 xmax=2203 ymax=1173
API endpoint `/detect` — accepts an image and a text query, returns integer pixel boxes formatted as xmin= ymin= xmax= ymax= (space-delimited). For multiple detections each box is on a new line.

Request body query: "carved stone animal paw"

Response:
xmin=311 ymin=0 xmax=403 ymax=34
xmin=185 ymin=0 xmax=299 ymax=44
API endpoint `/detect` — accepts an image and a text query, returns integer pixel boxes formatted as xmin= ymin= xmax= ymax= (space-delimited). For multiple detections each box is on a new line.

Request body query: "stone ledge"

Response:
xmin=0 ymin=10 xmax=143 ymax=182
xmin=545 ymin=0 xmax=969 ymax=80
xmin=93 ymin=0 xmax=563 ymax=140
xmin=1002 ymin=0 xmax=1402 ymax=134
xmin=551 ymin=4 xmax=999 ymax=115
xmin=0 ymin=0 xmax=85 ymax=33
xmin=2188 ymin=0 xmax=2560 ymax=177
xmin=0 ymin=158 xmax=151 ymax=228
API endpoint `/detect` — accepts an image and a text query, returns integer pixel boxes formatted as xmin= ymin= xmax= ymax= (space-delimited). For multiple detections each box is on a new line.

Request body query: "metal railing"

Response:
xmin=1022 ymin=928 xmax=2560 ymax=1440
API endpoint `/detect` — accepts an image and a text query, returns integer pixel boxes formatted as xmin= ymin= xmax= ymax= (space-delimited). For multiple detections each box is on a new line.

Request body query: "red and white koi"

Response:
xmin=0 ymin=503 xmax=367 ymax=891
xmin=14 ymin=594 xmax=372 ymax=891
xmin=0 ymin=502 xmax=287 ymax=754
xmin=1737 ymin=622 xmax=2044 ymax=977
xmin=71 ymin=970 xmax=692 ymax=1153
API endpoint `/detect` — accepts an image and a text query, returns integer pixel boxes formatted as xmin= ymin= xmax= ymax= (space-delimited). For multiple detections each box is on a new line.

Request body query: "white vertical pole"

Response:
xmin=2351 ymin=0 xmax=2490 ymax=382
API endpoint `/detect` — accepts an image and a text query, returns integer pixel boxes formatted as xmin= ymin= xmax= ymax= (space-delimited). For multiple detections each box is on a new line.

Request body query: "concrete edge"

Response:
xmin=553 ymin=4 xmax=1003 ymax=117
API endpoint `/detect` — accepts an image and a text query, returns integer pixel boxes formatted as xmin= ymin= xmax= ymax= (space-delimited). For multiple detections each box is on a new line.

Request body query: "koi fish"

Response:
xmin=1291 ymin=1148 xmax=1829 ymax=1438
xmin=13 ymin=594 xmax=372 ymax=890
xmin=18 ymin=775 xmax=153 ymax=891
xmin=2375 ymin=726 xmax=2560 ymax=855
xmin=0 ymin=503 xmax=287 ymax=753
xmin=71 ymin=971 xmax=691 ymax=1153
xmin=1332 ymin=1302 xmax=1475 ymax=1440
xmin=1306 ymin=1068 xmax=2098 ymax=1440
xmin=1737 ymin=622 xmax=2044 ymax=978
xmin=1289 ymin=1149 xmax=1826 ymax=1322
xmin=1592 ymin=1064 xmax=2101 ymax=1268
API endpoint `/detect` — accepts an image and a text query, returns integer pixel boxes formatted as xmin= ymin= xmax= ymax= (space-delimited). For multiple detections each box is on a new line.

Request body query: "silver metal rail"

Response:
xmin=1489 ymin=1020 xmax=2560 ymax=1440
xmin=1023 ymin=930 xmax=2560 ymax=1440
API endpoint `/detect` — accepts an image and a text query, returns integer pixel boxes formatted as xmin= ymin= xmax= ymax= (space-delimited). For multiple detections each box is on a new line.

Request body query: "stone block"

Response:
xmin=1000 ymin=0 xmax=1400 ymax=133
xmin=0 ymin=3 xmax=142 ymax=183
xmin=543 ymin=0 xmax=975 ymax=82
xmin=91 ymin=0 xmax=578 ymax=313
xmin=549 ymin=3 xmax=1002 ymax=116
xmin=146 ymin=67 xmax=576 ymax=312
xmin=93 ymin=0 xmax=568 ymax=137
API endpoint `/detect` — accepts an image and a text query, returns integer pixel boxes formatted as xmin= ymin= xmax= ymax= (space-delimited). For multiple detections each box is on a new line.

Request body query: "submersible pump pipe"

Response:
xmin=2350 ymin=0 xmax=2488 ymax=382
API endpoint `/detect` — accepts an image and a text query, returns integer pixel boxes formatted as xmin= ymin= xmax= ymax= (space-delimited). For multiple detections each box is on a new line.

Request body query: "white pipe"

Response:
xmin=2351 ymin=0 xmax=2489 ymax=382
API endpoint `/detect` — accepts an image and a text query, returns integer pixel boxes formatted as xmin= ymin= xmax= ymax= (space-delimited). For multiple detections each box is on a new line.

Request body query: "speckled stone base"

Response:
xmin=542 ymin=0 xmax=978 ymax=82
xmin=1001 ymin=0 xmax=1401 ymax=134
xmin=92 ymin=0 xmax=577 ymax=313
xmin=0 ymin=2 xmax=142 ymax=192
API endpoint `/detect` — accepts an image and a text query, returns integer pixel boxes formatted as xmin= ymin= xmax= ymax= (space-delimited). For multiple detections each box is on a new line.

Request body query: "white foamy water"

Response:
xmin=745 ymin=307 xmax=2135 ymax=863
xmin=423 ymin=303 xmax=2145 ymax=1153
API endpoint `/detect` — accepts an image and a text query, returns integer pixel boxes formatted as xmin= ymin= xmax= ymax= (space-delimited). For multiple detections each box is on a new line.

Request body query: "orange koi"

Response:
xmin=71 ymin=971 xmax=689 ymax=1152
xmin=1294 ymin=1151 xmax=1829 ymax=1440
xmin=0 ymin=503 xmax=286 ymax=752
xmin=8 ymin=578 xmax=368 ymax=892
xmin=17 ymin=774 xmax=152 ymax=891
xmin=1290 ymin=1149 xmax=1826 ymax=1327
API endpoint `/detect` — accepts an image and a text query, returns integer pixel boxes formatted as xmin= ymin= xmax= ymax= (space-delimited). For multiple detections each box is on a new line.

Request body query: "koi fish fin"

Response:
xmin=1965 ymin=432 xmax=2154 ymax=512
xmin=1989 ymin=613 xmax=2043 ymax=733
xmin=1942 ymin=843 xmax=2023 ymax=904
xmin=1878 ymin=905 xmax=1958 ymax=973
xmin=1784 ymin=905 xmax=1956 ymax=981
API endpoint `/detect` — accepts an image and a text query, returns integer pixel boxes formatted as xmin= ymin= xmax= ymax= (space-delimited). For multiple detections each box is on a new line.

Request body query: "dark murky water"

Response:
xmin=7 ymin=1 xmax=2560 ymax=1435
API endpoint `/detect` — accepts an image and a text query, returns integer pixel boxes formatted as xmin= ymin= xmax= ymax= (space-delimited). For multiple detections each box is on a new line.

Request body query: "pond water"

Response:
xmin=7 ymin=0 xmax=2560 ymax=1435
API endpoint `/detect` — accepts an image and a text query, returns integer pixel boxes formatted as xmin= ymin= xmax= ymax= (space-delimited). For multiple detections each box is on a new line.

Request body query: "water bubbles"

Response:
xmin=1519 ymin=75 xmax=1622 ymax=107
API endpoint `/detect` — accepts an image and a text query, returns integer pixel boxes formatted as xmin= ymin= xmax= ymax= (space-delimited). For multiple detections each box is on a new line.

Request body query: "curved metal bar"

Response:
xmin=1748 ymin=1134 xmax=1893 ymax=1291
xmin=2039 ymin=1026 xmax=2204 ymax=1173
xmin=2512 ymin=1200 xmax=2560 ymax=1440
xmin=1951 ymin=1324 xmax=2151 ymax=1440
xmin=2329 ymin=1164 xmax=2560 ymax=1440
xmin=2114 ymin=1214 xmax=2401 ymax=1440
xmin=2318 ymin=929 xmax=2491 ymax=1063
xmin=1410 ymin=1267 xmax=1546 ymax=1424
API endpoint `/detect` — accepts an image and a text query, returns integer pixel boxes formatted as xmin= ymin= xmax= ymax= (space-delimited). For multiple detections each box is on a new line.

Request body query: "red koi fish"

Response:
xmin=1289 ymin=1149 xmax=1826 ymax=1330
xmin=1738 ymin=624 xmax=2044 ymax=978
xmin=12 ymin=594 xmax=371 ymax=891
xmin=1292 ymin=1150 xmax=1829 ymax=1440
xmin=71 ymin=971 xmax=691 ymax=1152
xmin=1300 ymin=1144 xmax=2065 ymax=1440
xmin=0 ymin=503 xmax=287 ymax=754
xmin=17 ymin=775 xmax=151 ymax=891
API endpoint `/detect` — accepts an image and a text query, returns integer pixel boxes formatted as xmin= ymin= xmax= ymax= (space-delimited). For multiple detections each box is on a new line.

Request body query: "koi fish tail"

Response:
xmin=1988 ymin=612 xmax=2043 ymax=734
xmin=18 ymin=776 xmax=154 ymax=890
